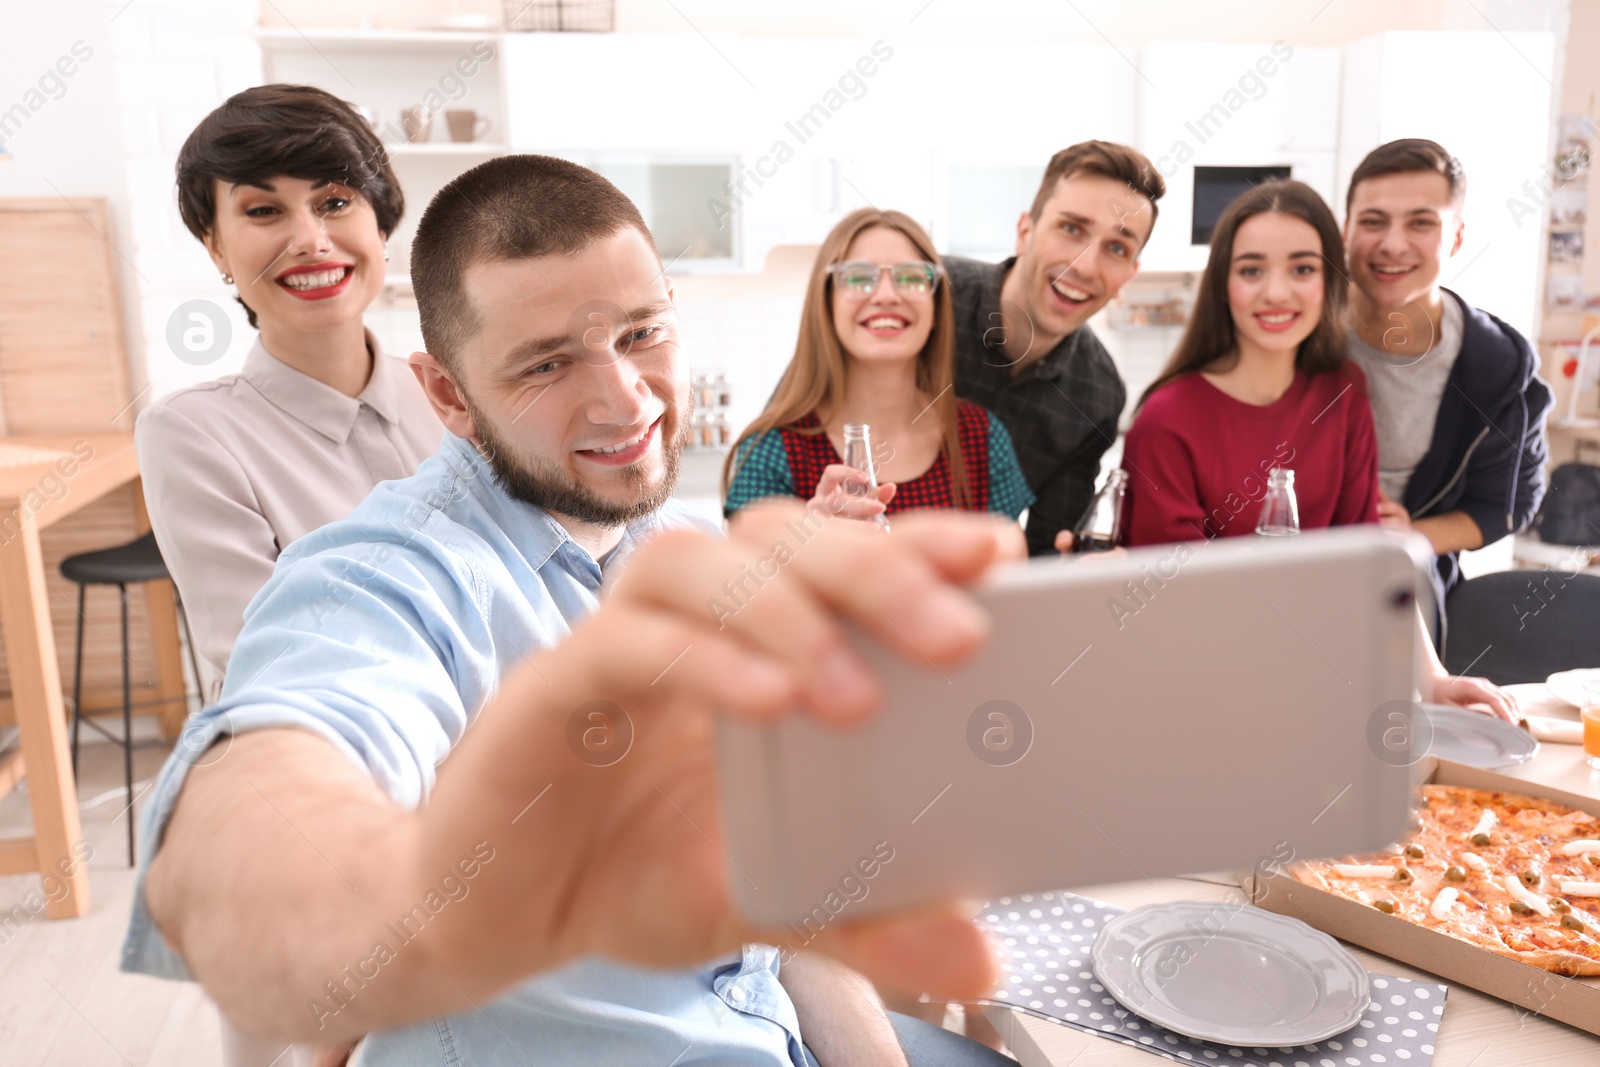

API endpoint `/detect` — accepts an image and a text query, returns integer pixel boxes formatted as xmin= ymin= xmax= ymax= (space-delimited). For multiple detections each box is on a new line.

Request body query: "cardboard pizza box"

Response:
xmin=1246 ymin=757 xmax=1600 ymax=1036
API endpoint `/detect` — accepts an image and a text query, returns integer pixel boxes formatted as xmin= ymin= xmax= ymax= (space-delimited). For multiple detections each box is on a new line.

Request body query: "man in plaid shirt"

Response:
xmin=946 ymin=141 xmax=1166 ymax=556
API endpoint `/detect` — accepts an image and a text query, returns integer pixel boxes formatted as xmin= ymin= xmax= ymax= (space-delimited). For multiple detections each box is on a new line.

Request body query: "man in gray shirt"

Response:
xmin=1343 ymin=138 xmax=1552 ymax=625
xmin=1348 ymin=287 xmax=1464 ymax=505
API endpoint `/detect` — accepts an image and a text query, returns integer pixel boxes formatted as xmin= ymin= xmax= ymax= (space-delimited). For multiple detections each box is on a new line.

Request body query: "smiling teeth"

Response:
xmin=1051 ymin=279 xmax=1091 ymax=301
xmin=865 ymin=317 xmax=905 ymax=329
xmin=592 ymin=428 xmax=649 ymax=454
xmin=282 ymin=268 xmax=347 ymax=290
xmin=1373 ymin=265 xmax=1410 ymax=275
xmin=1258 ymin=312 xmax=1295 ymax=323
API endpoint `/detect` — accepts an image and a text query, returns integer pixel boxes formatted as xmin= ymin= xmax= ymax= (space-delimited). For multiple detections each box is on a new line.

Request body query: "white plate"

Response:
xmin=1546 ymin=668 xmax=1600 ymax=709
xmin=1091 ymin=901 xmax=1369 ymax=1046
xmin=1420 ymin=703 xmax=1540 ymax=768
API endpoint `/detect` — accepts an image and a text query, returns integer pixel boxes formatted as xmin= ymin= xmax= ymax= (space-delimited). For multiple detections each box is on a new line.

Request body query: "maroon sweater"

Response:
xmin=1121 ymin=365 xmax=1380 ymax=547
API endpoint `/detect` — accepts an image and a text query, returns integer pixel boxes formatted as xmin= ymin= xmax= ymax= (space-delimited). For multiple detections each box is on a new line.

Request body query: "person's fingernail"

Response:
xmin=909 ymin=587 xmax=989 ymax=653
xmin=740 ymin=655 xmax=793 ymax=705
xmin=815 ymin=646 xmax=876 ymax=712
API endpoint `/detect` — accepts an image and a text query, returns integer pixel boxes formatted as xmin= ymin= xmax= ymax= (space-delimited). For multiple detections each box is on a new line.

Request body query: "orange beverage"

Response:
xmin=1585 ymin=705 xmax=1600 ymax=771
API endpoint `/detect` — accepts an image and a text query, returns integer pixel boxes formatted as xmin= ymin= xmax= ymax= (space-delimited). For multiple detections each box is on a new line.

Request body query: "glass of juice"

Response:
xmin=1585 ymin=682 xmax=1600 ymax=771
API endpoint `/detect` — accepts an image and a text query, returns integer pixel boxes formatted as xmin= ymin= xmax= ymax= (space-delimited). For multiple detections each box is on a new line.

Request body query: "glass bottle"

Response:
xmin=1070 ymin=469 xmax=1128 ymax=553
xmin=840 ymin=423 xmax=891 ymax=531
xmin=714 ymin=372 xmax=731 ymax=407
xmin=1256 ymin=468 xmax=1301 ymax=536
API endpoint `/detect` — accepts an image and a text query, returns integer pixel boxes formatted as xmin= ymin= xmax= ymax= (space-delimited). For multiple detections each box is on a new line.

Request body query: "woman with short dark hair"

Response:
xmin=140 ymin=83 xmax=442 ymax=700
xmin=142 ymin=81 xmax=443 ymax=1067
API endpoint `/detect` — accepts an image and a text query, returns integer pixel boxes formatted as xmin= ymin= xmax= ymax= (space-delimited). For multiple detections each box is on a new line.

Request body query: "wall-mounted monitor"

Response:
xmin=1192 ymin=165 xmax=1292 ymax=245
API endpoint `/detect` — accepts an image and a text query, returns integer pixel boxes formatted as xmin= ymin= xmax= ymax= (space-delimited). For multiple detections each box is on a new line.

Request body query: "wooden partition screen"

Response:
xmin=0 ymin=199 xmax=166 ymax=727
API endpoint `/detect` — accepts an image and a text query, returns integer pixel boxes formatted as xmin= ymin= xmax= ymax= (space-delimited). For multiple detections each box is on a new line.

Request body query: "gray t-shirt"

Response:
xmin=1348 ymin=294 xmax=1464 ymax=504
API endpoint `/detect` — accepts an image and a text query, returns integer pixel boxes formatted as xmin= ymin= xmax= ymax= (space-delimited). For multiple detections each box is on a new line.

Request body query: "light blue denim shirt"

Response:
xmin=121 ymin=433 xmax=808 ymax=1066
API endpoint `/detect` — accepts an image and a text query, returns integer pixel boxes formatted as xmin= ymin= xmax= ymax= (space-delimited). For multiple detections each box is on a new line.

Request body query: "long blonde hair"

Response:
xmin=723 ymin=207 xmax=970 ymax=508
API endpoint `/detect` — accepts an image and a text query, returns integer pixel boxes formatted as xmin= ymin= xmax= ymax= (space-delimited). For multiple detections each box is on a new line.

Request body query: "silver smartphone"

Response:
xmin=716 ymin=528 xmax=1428 ymax=926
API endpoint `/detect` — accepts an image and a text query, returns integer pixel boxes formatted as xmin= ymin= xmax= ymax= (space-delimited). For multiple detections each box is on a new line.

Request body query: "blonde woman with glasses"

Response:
xmin=725 ymin=208 xmax=1031 ymax=535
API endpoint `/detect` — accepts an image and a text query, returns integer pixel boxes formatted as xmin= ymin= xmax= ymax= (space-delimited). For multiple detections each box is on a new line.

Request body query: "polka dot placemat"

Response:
xmin=977 ymin=891 xmax=1447 ymax=1067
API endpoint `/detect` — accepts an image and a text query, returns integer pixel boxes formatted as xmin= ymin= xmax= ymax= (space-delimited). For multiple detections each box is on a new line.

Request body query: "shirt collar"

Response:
xmin=437 ymin=433 xmax=666 ymax=590
xmin=242 ymin=329 xmax=406 ymax=443
xmin=968 ymin=256 xmax=1073 ymax=381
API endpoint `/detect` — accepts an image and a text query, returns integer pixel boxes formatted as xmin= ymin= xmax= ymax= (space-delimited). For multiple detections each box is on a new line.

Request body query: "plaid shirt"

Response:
xmin=945 ymin=255 xmax=1127 ymax=556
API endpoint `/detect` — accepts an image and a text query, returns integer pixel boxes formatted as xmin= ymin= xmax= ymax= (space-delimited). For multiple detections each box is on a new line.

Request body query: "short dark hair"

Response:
xmin=1346 ymin=138 xmax=1466 ymax=215
xmin=411 ymin=154 xmax=654 ymax=372
xmin=175 ymin=84 xmax=403 ymax=329
xmin=1028 ymin=140 xmax=1166 ymax=238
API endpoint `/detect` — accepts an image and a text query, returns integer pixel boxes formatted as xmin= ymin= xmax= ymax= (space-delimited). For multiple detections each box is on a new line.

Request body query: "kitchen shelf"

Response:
xmin=385 ymin=142 xmax=507 ymax=156
xmin=254 ymin=28 xmax=500 ymax=47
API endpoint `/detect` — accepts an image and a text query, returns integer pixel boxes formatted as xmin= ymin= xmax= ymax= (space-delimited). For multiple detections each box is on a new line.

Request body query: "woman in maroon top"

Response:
xmin=1116 ymin=180 xmax=1518 ymax=722
xmin=1121 ymin=180 xmax=1379 ymax=546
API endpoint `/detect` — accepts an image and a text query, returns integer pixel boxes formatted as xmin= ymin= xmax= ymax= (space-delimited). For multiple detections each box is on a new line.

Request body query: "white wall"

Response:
xmin=1 ymin=0 xmax=263 ymax=406
xmin=0 ymin=4 xmax=138 ymax=392
xmin=1337 ymin=31 xmax=1557 ymax=344
xmin=261 ymin=0 xmax=1454 ymax=43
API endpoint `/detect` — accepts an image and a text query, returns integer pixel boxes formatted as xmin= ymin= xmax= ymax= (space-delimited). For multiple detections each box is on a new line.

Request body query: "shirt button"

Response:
xmin=728 ymin=985 xmax=746 ymax=1004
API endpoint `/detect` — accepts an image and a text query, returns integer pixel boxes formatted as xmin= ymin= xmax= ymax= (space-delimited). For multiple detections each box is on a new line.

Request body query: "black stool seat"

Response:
xmin=60 ymin=529 xmax=196 ymax=866
xmin=61 ymin=531 xmax=169 ymax=585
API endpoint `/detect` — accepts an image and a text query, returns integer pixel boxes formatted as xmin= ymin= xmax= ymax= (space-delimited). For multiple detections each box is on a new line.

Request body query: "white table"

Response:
xmin=983 ymin=683 xmax=1600 ymax=1066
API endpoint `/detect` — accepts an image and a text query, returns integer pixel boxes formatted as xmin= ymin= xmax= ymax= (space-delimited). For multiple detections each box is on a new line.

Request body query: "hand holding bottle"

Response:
xmin=1063 ymin=469 xmax=1129 ymax=555
xmin=834 ymin=423 xmax=893 ymax=530
xmin=1053 ymin=529 xmax=1128 ymax=560
xmin=810 ymin=464 xmax=897 ymax=521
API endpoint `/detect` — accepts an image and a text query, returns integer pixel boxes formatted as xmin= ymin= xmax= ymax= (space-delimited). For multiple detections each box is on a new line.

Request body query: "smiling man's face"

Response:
xmin=430 ymin=227 xmax=692 ymax=527
xmin=1012 ymin=173 xmax=1153 ymax=342
xmin=1344 ymin=171 xmax=1464 ymax=310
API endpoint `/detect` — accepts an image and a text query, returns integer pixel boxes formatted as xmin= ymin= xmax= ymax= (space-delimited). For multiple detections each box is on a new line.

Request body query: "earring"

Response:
xmin=384 ymin=248 xmax=390 ymax=262
xmin=221 ymin=271 xmax=234 ymax=284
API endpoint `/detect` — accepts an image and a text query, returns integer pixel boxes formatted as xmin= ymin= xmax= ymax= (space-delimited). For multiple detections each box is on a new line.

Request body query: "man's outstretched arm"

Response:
xmin=145 ymin=728 xmax=455 ymax=1042
xmin=145 ymin=505 xmax=1013 ymax=1043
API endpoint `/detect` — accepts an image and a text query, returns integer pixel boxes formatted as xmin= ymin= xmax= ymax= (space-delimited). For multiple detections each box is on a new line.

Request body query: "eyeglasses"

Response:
xmin=828 ymin=261 xmax=944 ymax=295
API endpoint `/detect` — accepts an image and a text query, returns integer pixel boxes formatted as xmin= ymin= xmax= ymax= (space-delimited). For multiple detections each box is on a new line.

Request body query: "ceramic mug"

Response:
xmin=446 ymin=110 xmax=493 ymax=143
xmin=401 ymin=107 xmax=433 ymax=143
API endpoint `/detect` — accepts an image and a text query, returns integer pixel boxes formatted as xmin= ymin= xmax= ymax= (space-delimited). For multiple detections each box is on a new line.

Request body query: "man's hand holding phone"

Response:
xmin=412 ymin=501 xmax=1014 ymax=1007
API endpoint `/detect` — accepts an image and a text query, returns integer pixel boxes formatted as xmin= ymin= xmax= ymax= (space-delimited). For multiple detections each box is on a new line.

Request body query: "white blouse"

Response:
xmin=136 ymin=333 xmax=443 ymax=700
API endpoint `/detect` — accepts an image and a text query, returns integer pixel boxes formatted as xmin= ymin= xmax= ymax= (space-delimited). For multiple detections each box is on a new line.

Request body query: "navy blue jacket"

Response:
xmin=1405 ymin=289 xmax=1553 ymax=625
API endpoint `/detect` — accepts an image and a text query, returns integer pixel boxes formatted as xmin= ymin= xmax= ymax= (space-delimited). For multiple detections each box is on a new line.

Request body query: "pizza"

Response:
xmin=1292 ymin=785 xmax=1600 ymax=975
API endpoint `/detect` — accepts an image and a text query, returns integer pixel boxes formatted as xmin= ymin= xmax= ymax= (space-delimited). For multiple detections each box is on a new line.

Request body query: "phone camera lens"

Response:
xmin=1389 ymin=587 xmax=1414 ymax=611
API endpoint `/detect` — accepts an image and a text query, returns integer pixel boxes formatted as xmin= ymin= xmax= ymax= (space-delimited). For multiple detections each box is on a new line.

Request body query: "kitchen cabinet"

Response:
xmin=1136 ymin=41 xmax=1341 ymax=273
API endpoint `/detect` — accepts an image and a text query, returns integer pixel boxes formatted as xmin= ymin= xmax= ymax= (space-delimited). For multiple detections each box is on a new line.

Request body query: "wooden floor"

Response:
xmin=0 ymin=730 xmax=225 ymax=1065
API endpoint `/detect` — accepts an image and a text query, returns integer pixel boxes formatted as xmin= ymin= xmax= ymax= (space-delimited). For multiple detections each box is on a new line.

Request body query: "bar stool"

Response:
xmin=60 ymin=531 xmax=199 ymax=864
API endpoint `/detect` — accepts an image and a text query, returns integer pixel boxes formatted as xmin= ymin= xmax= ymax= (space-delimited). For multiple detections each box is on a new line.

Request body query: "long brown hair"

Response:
xmin=723 ymin=208 xmax=969 ymax=508
xmin=1138 ymin=179 xmax=1349 ymax=410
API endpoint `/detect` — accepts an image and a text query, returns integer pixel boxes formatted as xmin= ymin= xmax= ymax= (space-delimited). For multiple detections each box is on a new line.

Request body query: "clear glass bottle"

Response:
xmin=1256 ymin=468 xmax=1301 ymax=536
xmin=1070 ymin=469 xmax=1128 ymax=552
xmin=840 ymin=423 xmax=890 ymax=531
xmin=714 ymin=372 xmax=731 ymax=407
